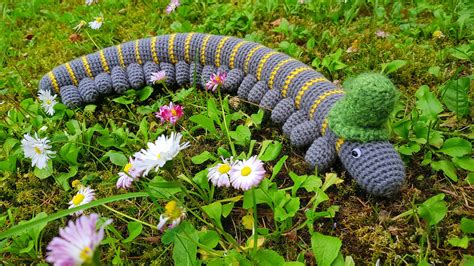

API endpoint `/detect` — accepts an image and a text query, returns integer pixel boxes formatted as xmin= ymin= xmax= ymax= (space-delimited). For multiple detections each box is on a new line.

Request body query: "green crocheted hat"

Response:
xmin=328 ymin=73 xmax=398 ymax=142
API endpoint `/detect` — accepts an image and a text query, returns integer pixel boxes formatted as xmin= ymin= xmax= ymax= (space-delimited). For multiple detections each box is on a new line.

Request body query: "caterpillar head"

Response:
xmin=338 ymin=140 xmax=405 ymax=197
xmin=327 ymin=72 xmax=404 ymax=196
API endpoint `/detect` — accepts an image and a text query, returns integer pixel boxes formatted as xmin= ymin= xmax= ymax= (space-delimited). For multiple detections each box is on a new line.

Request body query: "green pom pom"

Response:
xmin=328 ymin=73 xmax=398 ymax=142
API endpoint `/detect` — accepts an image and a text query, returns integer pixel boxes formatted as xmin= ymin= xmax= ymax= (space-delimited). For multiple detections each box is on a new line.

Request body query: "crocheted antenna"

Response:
xmin=327 ymin=73 xmax=398 ymax=142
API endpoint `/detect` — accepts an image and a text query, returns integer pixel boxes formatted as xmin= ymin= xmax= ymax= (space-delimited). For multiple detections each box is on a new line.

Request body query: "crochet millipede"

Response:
xmin=38 ymin=33 xmax=405 ymax=197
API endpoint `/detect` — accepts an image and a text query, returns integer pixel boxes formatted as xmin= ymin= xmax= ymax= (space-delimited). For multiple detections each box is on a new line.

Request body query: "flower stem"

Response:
xmin=252 ymin=188 xmax=258 ymax=257
xmin=102 ymin=204 xmax=156 ymax=229
xmin=176 ymin=183 xmax=249 ymax=257
xmin=217 ymin=89 xmax=237 ymax=157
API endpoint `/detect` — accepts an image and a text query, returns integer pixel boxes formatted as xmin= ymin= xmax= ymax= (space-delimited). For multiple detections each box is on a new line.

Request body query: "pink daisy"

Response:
xmin=46 ymin=214 xmax=111 ymax=265
xmin=155 ymin=102 xmax=184 ymax=125
xmin=205 ymin=71 xmax=227 ymax=92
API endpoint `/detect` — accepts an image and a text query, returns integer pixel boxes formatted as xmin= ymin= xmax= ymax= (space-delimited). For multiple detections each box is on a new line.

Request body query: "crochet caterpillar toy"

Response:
xmin=38 ymin=33 xmax=405 ymax=197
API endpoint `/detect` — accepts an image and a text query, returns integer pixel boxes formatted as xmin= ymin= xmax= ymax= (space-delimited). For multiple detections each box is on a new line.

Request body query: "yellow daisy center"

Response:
xmin=156 ymin=153 xmax=161 ymax=159
xmin=46 ymin=99 xmax=52 ymax=105
xmin=79 ymin=246 xmax=92 ymax=262
xmin=241 ymin=166 xmax=252 ymax=177
xmin=71 ymin=180 xmax=81 ymax=188
xmin=34 ymin=146 xmax=42 ymax=154
xmin=72 ymin=193 xmax=85 ymax=205
xmin=124 ymin=163 xmax=132 ymax=173
xmin=165 ymin=200 xmax=182 ymax=219
xmin=171 ymin=109 xmax=177 ymax=116
xmin=218 ymin=164 xmax=231 ymax=174
xmin=96 ymin=17 xmax=103 ymax=23
xmin=433 ymin=30 xmax=443 ymax=38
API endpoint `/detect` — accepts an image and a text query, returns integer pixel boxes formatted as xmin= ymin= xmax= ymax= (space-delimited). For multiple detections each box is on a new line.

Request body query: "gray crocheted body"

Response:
xmin=38 ymin=33 xmax=405 ymax=197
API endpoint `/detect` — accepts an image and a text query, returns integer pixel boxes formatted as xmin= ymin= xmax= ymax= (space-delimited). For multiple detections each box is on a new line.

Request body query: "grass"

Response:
xmin=0 ymin=0 xmax=473 ymax=265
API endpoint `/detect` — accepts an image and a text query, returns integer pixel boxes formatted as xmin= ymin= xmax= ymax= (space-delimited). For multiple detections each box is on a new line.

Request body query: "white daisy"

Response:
xmin=69 ymin=186 xmax=95 ymax=216
xmin=229 ymin=156 xmax=266 ymax=191
xmin=157 ymin=201 xmax=186 ymax=232
xmin=38 ymin=89 xmax=57 ymax=116
xmin=21 ymin=133 xmax=55 ymax=169
xmin=207 ymin=158 xmax=234 ymax=188
xmin=89 ymin=15 xmax=103 ymax=30
xmin=134 ymin=132 xmax=190 ymax=176
xmin=161 ymin=132 xmax=190 ymax=161
xmin=85 ymin=0 xmax=98 ymax=5
xmin=116 ymin=157 xmax=143 ymax=189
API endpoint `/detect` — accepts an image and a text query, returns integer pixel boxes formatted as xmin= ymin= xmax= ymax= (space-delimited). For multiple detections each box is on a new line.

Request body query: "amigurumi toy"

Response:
xmin=38 ymin=33 xmax=405 ymax=197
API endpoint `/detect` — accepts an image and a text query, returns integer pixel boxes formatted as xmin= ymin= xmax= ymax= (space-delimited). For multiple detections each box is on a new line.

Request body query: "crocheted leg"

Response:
xmin=223 ymin=68 xmax=244 ymax=92
xmin=259 ymin=90 xmax=282 ymax=110
xmin=94 ymin=73 xmax=113 ymax=95
xmin=271 ymin=98 xmax=295 ymax=124
xmin=201 ymin=65 xmax=217 ymax=88
xmin=218 ymin=65 xmax=230 ymax=74
xmin=111 ymin=66 xmax=130 ymax=94
xmin=175 ymin=61 xmax=190 ymax=86
xmin=60 ymin=85 xmax=83 ymax=108
xmin=160 ymin=62 xmax=176 ymax=86
xmin=237 ymin=75 xmax=257 ymax=99
xmin=127 ymin=63 xmax=145 ymax=89
xmin=189 ymin=62 xmax=202 ymax=88
xmin=305 ymin=136 xmax=336 ymax=172
xmin=290 ymin=120 xmax=319 ymax=148
xmin=143 ymin=61 xmax=161 ymax=86
xmin=78 ymin=77 xmax=99 ymax=103
xmin=282 ymin=110 xmax=307 ymax=137
xmin=247 ymin=81 xmax=267 ymax=104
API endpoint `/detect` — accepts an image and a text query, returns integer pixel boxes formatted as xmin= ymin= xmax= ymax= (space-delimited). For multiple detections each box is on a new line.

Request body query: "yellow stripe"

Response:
xmin=215 ymin=36 xmax=231 ymax=67
xmin=151 ymin=37 xmax=159 ymax=64
xmin=281 ymin=67 xmax=311 ymax=97
xmin=117 ymin=44 xmax=125 ymax=67
xmin=309 ymin=90 xmax=345 ymax=119
xmin=168 ymin=34 xmax=177 ymax=64
xmin=48 ymin=72 xmax=60 ymax=93
xmin=335 ymin=138 xmax=345 ymax=153
xmin=229 ymin=41 xmax=247 ymax=69
xmin=135 ymin=40 xmax=143 ymax=65
xmin=81 ymin=56 xmax=93 ymax=77
xmin=184 ymin=33 xmax=195 ymax=63
xmin=295 ymin=77 xmax=328 ymax=108
xmin=200 ymin=35 xmax=212 ymax=65
xmin=244 ymin=45 xmax=264 ymax=73
xmin=64 ymin=63 xmax=78 ymax=86
xmin=268 ymin=58 xmax=293 ymax=90
xmin=321 ymin=118 xmax=328 ymax=136
xmin=256 ymin=51 xmax=279 ymax=80
xmin=99 ymin=50 xmax=110 ymax=73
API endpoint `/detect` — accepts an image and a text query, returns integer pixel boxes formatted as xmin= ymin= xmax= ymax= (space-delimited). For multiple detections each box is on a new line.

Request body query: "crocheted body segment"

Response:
xmin=39 ymin=33 xmax=405 ymax=197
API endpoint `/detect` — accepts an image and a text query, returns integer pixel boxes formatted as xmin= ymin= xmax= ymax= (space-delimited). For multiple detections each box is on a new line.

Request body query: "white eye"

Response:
xmin=351 ymin=148 xmax=362 ymax=158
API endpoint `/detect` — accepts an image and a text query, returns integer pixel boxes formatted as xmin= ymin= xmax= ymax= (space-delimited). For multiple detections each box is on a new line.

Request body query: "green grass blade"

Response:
xmin=0 ymin=192 xmax=149 ymax=240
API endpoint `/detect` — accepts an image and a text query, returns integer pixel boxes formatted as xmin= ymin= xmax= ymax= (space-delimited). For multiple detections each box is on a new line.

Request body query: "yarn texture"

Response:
xmin=38 ymin=33 xmax=405 ymax=197
xmin=328 ymin=73 xmax=398 ymax=142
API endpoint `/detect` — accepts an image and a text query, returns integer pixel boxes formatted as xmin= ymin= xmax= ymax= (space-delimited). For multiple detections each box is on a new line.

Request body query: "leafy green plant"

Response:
xmin=448 ymin=217 xmax=474 ymax=249
xmin=393 ymin=84 xmax=473 ymax=183
xmin=312 ymin=48 xmax=348 ymax=79
xmin=439 ymin=76 xmax=472 ymax=117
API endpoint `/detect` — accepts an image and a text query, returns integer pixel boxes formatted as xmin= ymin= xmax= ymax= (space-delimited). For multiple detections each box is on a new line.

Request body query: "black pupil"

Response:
xmin=352 ymin=150 xmax=358 ymax=157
